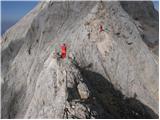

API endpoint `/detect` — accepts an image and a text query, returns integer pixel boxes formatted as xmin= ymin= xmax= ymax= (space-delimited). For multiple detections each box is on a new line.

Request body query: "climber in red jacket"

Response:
xmin=61 ymin=43 xmax=67 ymax=59
xmin=99 ymin=25 xmax=104 ymax=32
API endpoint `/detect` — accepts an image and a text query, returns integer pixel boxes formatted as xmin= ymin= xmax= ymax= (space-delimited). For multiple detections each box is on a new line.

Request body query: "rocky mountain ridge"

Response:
xmin=1 ymin=1 xmax=159 ymax=118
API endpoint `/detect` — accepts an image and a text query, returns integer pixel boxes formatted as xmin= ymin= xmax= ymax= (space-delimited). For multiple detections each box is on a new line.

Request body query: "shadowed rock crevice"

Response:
xmin=79 ymin=66 xmax=158 ymax=119
xmin=67 ymin=87 xmax=81 ymax=102
xmin=1 ymin=40 xmax=24 ymax=76
xmin=1 ymin=83 xmax=27 ymax=118
xmin=8 ymin=85 xmax=27 ymax=118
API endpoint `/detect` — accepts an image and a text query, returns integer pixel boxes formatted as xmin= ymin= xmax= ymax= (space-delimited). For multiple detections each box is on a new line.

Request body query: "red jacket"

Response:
xmin=100 ymin=25 xmax=104 ymax=32
xmin=61 ymin=45 xmax=66 ymax=53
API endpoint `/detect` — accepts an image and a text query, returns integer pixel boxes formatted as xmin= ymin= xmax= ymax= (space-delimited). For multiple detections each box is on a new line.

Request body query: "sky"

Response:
xmin=1 ymin=1 xmax=38 ymax=35
xmin=1 ymin=1 xmax=159 ymax=35
xmin=153 ymin=1 xmax=159 ymax=11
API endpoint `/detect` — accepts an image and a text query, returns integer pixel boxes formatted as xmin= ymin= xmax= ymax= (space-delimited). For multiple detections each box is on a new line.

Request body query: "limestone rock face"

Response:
xmin=77 ymin=82 xmax=90 ymax=100
xmin=1 ymin=1 xmax=159 ymax=119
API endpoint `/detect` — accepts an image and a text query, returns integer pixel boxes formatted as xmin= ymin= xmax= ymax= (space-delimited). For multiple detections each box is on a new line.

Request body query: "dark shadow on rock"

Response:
xmin=1 ymin=84 xmax=27 ymax=118
xmin=1 ymin=39 xmax=24 ymax=76
xmin=76 ymin=65 xmax=158 ymax=119
xmin=67 ymin=87 xmax=81 ymax=102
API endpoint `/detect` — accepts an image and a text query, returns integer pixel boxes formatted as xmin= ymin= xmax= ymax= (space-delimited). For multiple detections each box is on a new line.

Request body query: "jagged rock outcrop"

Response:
xmin=77 ymin=82 xmax=90 ymax=100
xmin=23 ymin=56 xmax=100 ymax=118
xmin=1 ymin=1 xmax=159 ymax=118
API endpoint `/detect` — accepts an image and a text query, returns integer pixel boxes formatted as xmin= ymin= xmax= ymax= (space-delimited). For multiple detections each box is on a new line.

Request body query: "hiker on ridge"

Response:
xmin=61 ymin=43 xmax=67 ymax=59
xmin=99 ymin=25 xmax=104 ymax=32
